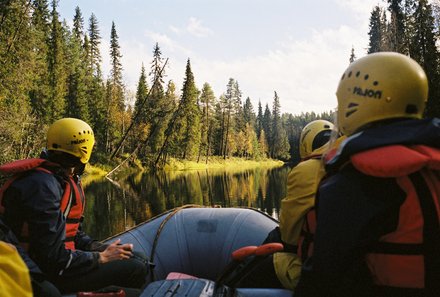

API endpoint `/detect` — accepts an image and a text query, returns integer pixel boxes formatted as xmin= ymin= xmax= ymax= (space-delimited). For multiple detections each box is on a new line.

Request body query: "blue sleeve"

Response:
xmin=295 ymin=166 xmax=404 ymax=297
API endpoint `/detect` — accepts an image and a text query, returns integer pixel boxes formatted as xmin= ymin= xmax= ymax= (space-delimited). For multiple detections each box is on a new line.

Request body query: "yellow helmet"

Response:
xmin=47 ymin=118 xmax=95 ymax=164
xmin=300 ymin=120 xmax=334 ymax=159
xmin=336 ymin=52 xmax=428 ymax=136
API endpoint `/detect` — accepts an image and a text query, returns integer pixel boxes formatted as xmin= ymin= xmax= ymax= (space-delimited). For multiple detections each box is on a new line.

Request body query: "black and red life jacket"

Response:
xmin=0 ymin=158 xmax=85 ymax=250
xmin=299 ymin=144 xmax=440 ymax=291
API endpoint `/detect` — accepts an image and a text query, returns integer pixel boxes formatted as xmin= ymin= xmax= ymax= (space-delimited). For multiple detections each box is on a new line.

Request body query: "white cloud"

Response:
xmin=169 ymin=25 xmax=182 ymax=35
xmin=334 ymin=0 xmax=382 ymax=17
xmin=186 ymin=17 xmax=213 ymax=38
xmin=95 ymin=1 xmax=379 ymax=116
xmin=188 ymin=23 xmax=370 ymax=115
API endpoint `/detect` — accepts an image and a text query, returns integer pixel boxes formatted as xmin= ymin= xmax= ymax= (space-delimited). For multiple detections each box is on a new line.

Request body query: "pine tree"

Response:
xmin=29 ymin=0 xmax=51 ymax=122
xmin=368 ymin=6 xmax=384 ymax=53
xmin=180 ymin=59 xmax=200 ymax=159
xmin=65 ymin=20 xmax=89 ymax=122
xmin=410 ymin=0 xmax=440 ymax=117
xmin=270 ymin=91 xmax=290 ymax=159
xmin=133 ymin=64 xmax=149 ymax=124
xmin=47 ymin=0 xmax=67 ymax=122
xmin=256 ymin=100 xmax=263 ymax=138
xmin=146 ymin=43 xmax=169 ymax=156
xmin=387 ymin=0 xmax=407 ymax=53
xmin=88 ymin=13 xmax=101 ymax=76
xmin=222 ymin=78 xmax=238 ymax=158
xmin=243 ymin=97 xmax=256 ymax=128
xmin=85 ymin=14 xmax=106 ymax=152
xmin=198 ymin=83 xmax=216 ymax=163
xmin=262 ymin=103 xmax=272 ymax=154
xmin=72 ymin=6 xmax=84 ymax=42
xmin=349 ymin=46 xmax=356 ymax=63
xmin=0 ymin=0 xmax=43 ymax=162
xmin=105 ymin=21 xmax=125 ymax=153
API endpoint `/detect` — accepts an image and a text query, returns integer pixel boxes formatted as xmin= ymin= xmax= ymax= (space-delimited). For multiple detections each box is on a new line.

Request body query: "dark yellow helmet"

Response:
xmin=47 ymin=118 xmax=95 ymax=164
xmin=299 ymin=120 xmax=334 ymax=159
xmin=336 ymin=52 xmax=428 ymax=136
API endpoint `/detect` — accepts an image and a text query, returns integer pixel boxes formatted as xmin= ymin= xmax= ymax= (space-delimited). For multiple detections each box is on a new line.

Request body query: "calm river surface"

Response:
xmin=81 ymin=165 xmax=291 ymax=240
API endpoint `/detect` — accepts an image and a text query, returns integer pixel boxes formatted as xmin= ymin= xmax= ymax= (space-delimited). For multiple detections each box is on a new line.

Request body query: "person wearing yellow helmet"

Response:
xmin=295 ymin=52 xmax=440 ymax=297
xmin=0 ymin=118 xmax=148 ymax=297
xmin=236 ymin=119 xmax=335 ymax=290
xmin=272 ymin=120 xmax=334 ymax=290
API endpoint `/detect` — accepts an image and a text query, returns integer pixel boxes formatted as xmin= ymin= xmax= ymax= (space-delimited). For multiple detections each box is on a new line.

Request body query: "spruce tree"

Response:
xmin=270 ymin=91 xmax=290 ymax=159
xmin=140 ymin=43 xmax=170 ymax=158
xmin=256 ymin=100 xmax=263 ymax=139
xmin=262 ymin=103 xmax=272 ymax=155
xmin=88 ymin=13 xmax=101 ymax=76
xmin=387 ymin=0 xmax=407 ymax=53
xmin=198 ymin=83 xmax=216 ymax=162
xmin=47 ymin=0 xmax=67 ymax=121
xmin=411 ymin=0 xmax=440 ymax=117
xmin=65 ymin=22 xmax=89 ymax=122
xmin=105 ymin=21 xmax=125 ymax=153
xmin=29 ymin=0 xmax=51 ymax=122
xmin=368 ymin=6 xmax=383 ymax=53
xmin=72 ymin=6 xmax=84 ymax=42
xmin=86 ymin=14 xmax=106 ymax=152
xmin=180 ymin=59 xmax=200 ymax=159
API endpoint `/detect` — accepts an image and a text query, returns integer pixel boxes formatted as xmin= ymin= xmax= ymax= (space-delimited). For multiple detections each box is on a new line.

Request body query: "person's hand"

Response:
xmin=98 ymin=239 xmax=133 ymax=264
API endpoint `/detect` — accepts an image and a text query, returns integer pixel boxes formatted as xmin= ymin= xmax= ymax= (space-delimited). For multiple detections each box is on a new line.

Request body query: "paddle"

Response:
xmin=216 ymin=243 xmax=283 ymax=287
xmin=215 ymin=245 xmax=258 ymax=284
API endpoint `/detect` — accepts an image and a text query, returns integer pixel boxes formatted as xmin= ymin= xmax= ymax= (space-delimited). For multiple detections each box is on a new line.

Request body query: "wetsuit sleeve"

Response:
xmin=5 ymin=172 xmax=100 ymax=277
xmin=295 ymin=166 xmax=404 ymax=297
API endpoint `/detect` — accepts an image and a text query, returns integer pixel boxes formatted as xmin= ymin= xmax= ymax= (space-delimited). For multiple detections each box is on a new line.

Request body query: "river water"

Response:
xmin=81 ymin=165 xmax=291 ymax=240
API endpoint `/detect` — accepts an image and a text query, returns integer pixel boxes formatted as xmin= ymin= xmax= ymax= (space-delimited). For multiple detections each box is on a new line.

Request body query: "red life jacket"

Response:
xmin=300 ymin=145 xmax=440 ymax=291
xmin=350 ymin=144 xmax=440 ymax=290
xmin=0 ymin=158 xmax=85 ymax=251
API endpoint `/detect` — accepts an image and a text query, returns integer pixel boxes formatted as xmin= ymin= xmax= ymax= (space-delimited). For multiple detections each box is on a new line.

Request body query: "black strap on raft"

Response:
xmin=149 ymin=204 xmax=202 ymax=283
xmin=410 ymin=172 xmax=440 ymax=295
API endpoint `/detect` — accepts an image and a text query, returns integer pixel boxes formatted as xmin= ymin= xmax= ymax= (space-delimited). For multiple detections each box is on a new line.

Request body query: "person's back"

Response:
xmin=295 ymin=52 xmax=440 ymax=297
xmin=273 ymin=120 xmax=334 ymax=290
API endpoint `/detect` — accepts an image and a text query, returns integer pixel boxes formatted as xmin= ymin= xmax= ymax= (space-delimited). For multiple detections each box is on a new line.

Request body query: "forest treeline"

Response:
xmin=1 ymin=0 xmax=439 ymax=168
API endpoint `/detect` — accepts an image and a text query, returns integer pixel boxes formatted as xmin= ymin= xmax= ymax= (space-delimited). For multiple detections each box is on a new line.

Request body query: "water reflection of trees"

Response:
xmin=82 ymin=165 xmax=291 ymax=240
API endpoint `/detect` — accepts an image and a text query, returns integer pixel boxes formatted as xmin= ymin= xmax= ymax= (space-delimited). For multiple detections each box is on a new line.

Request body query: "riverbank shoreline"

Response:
xmin=85 ymin=157 xmax=286 ymax=177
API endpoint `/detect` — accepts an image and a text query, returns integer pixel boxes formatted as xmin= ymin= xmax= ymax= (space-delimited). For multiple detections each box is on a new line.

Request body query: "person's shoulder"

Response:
xmin=12 ymin=169 xmax=61 ymax=190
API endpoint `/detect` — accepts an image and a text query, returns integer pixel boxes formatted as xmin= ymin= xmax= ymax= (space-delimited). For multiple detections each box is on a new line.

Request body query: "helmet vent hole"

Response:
xmin=348 ymin=71 xmax=352 ymax=77
xmin=356 ymin=71 xmax=360 ymax=77
xmin=341 ymin=73 xmax=345 ymax=80
xmin=364 ymin=74 xmax=369 ymax=80
xmin=373 ymin=81 xmax=378 ymax=86
xmin=405 ymin=104 xmax=418 ymax=114
xmin=73 ymin=135 xmax=76 ymax=138
xmin=53 ymin=143 xmax=59 ymax=148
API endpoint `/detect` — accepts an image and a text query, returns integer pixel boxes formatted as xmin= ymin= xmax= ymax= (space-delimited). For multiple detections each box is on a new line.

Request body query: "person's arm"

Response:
xmin=74 ymin=223 xmax=109 ymax=252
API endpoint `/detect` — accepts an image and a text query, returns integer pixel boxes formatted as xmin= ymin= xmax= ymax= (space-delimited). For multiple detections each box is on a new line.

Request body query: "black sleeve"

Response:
xmin=295 ymin=166 xmax=405 ymax=297
xmin=4 ymin=172 xmax=100 ymax=277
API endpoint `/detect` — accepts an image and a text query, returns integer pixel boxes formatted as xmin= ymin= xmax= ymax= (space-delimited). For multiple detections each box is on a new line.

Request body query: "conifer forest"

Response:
xmin=1 ymin=0 xmax=439 ymax=168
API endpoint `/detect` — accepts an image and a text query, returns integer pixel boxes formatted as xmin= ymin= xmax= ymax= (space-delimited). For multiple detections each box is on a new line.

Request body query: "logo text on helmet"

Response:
xmin=353 ymin=87 xmax=382 ymax=99
xmin=71 ymin=139 xmax=86 ymax=145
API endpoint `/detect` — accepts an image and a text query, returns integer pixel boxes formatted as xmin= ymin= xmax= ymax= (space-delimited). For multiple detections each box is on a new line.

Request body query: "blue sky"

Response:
xmin=58 ymin=0 xmax=383 ymax=115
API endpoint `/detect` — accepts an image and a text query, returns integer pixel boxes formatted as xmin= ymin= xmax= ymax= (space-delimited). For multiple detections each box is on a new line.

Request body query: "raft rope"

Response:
xmin=149 ymin=204 xmax=203 ymax=282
